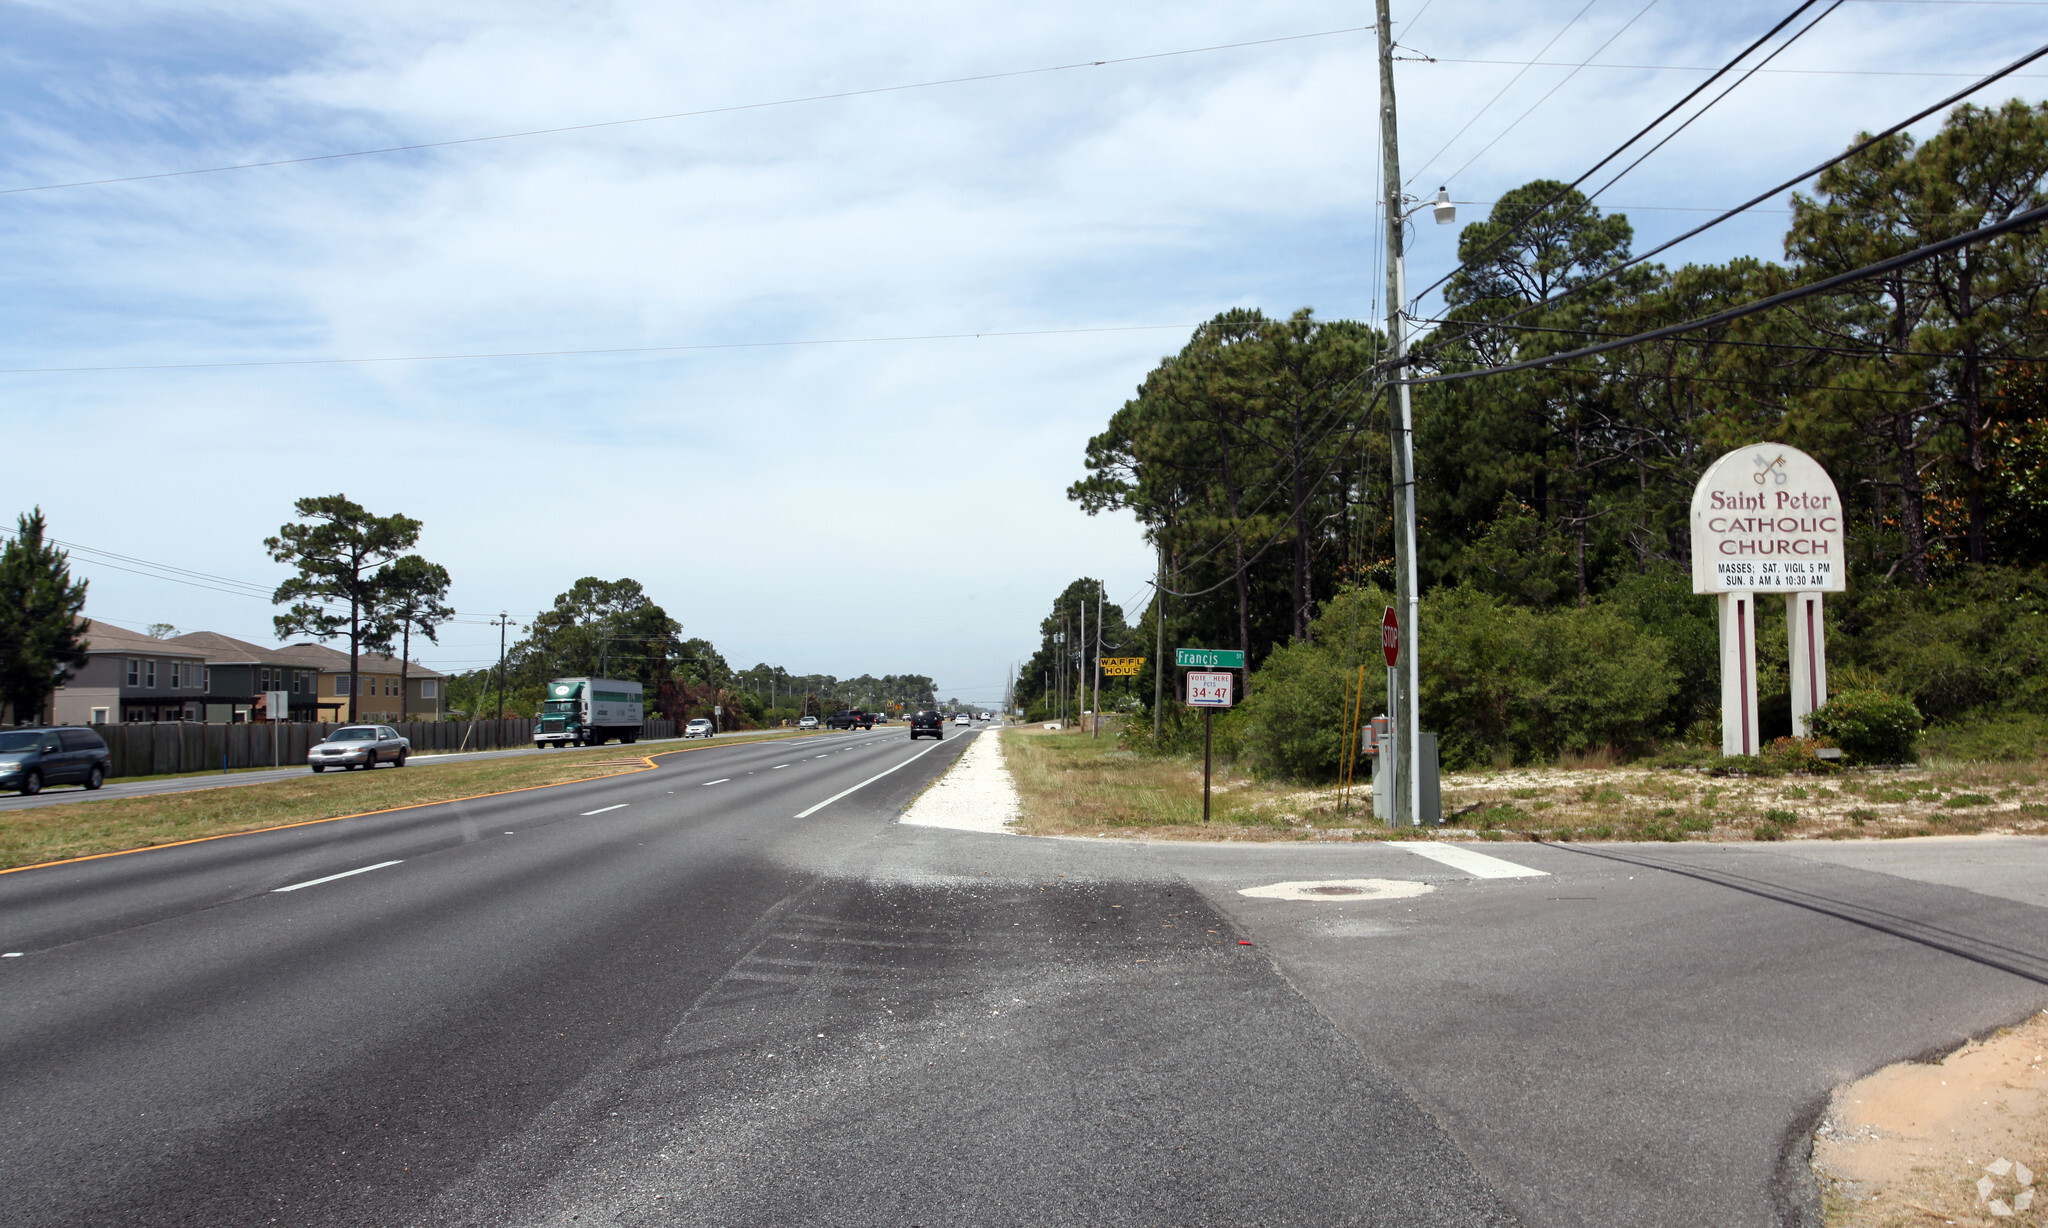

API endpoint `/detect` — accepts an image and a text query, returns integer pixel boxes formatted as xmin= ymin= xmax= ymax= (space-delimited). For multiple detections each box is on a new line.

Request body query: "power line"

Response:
xmin=1406 ymin=200 xmax=2048 ymax=386
xmin=1411 ymin=36 xmax=2048 ymax=358
xmin=1439 ymin=0 xmax=1668 ymax=188
xmin=1403 ymin=0 xmax=1602 ymax=187
xmin=0 ymin=322 xmax=1199 ymax=376
xmin=1580 ymin=0 xmax=1846 ymax=203
xmin=1417 ymin=57 xmax=2048 ymax=79
xmin=1410 ymin=0 xmax=1833 ymax=306
xmin=1416 ymin=316 xmax=2048 ymax=362
xmin=0 ymin=27 xmax=1375 ymax=198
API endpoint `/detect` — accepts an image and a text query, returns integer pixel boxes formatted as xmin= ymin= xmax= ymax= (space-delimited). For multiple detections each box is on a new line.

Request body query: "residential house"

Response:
xmin=285 ymin=642 xmax=446 ymax=722
xmin=163 ymin=631 xmax=339 ymax=723
xmin=49 ymin=621 xmax=215 ymax=724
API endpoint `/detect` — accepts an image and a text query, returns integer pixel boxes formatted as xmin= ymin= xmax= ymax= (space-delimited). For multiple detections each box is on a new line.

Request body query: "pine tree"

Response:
xmin=0 ymin=508 xmax=90 ymax=724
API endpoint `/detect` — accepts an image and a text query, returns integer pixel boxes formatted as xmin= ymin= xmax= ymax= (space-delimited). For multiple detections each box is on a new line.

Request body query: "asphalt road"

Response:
xmin=5 ymin=726 xmax=2046 ymax=1227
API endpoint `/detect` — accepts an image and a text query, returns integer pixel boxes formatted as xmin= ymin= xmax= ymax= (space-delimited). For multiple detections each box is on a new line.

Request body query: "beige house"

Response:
xmin=283 ymin=643 xmax=446 ymax=722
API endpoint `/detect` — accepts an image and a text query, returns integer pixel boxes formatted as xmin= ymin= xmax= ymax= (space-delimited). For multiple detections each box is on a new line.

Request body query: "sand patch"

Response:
xmin=1814 ymin=1010 xmax=2048 ymax=1225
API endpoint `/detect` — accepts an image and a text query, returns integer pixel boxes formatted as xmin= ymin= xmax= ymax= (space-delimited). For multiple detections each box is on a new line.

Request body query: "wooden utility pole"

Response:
xmin=1378 ymin=0 xmax=1421 ymax=828
xmin=1091 ymin=583 xmax=1103 ymax=737
xmin=1152 ymin=541 xmax=1166 ymax=745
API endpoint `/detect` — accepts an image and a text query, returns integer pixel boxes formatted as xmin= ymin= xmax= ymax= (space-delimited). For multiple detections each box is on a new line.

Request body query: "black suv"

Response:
xmin=0 ymin=726 xmax=112 ymax=795
xmin=909 ymin=710 xmax=943 ymax=740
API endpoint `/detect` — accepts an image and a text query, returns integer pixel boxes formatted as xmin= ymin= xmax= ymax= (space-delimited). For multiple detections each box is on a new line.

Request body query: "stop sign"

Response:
xmin=1381 ymin=606 xmax=1399 ymax=667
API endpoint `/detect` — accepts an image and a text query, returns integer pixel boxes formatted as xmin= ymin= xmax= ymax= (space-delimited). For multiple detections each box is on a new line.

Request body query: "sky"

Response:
xmin=3 ymin=0 xmax=2044 ymax=706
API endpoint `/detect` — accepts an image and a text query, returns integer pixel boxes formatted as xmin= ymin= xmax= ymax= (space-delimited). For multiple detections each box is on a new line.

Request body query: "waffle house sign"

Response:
xmin=1690 ymin=444 xmax=1845 ymax=594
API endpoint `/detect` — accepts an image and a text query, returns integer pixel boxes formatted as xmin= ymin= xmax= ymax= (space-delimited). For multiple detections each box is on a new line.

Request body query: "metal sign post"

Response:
xmin=265 ymin=689 xmax=290 ymax=768
xmin=1185 ymin=667 xmax=1235 ymax=823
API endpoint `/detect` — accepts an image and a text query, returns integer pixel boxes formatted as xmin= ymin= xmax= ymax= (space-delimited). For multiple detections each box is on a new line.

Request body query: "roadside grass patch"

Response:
xmin=0 ymin=742 xmax=703 ymax=871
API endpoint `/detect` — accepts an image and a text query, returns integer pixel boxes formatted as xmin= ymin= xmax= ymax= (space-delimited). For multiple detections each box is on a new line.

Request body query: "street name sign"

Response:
xmin=1185 ymin=671 xmax=1235 ymax=707
xmin=1381 ymin=607 xmax=1399 ymax=667
xmin=1175 ymin=647 xmax=1245 ymax=670
xmin=1100 ymin=657 xmax=1146 ymax=677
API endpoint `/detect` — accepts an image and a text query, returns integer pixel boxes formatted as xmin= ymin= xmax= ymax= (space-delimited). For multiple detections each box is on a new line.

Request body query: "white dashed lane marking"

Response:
xmin=702 ymin=779 xmax=730 ymax=786
xmin=581 ymin=804 xmax=628 ymax=816
xmin=273 ymin=860 xmax=404 ymax=893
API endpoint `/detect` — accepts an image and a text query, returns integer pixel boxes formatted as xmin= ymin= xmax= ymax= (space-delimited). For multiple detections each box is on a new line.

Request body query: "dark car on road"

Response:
xmin=0 ymin=726 xmax=112 ymax=795
xmin=909 ymin=710 xmax=944 ymax=740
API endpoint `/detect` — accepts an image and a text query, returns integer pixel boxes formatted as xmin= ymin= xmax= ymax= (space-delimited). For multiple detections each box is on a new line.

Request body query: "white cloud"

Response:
xmin=2 ymin=0 xmax=2042 ymax=698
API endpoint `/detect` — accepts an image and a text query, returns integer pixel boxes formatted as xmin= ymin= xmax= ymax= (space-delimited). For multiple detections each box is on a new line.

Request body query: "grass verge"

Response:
xmin=1002 ymin=723 xmax=2048 ymax=844
xmin=1003 ymin=724 xmax=1373 ymax=841
xmin=0 ymin=734 xmax=814 ymax=872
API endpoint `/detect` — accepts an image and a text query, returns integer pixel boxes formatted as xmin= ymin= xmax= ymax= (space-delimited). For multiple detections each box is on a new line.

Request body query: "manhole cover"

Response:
xmin=1237 ymin=879 xmax=1434 ymax=902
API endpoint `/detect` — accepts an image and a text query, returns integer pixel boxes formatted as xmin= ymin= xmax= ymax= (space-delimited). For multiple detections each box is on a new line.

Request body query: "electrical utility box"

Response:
xmin=1366 ymin=729 xmax=1441 ymax=826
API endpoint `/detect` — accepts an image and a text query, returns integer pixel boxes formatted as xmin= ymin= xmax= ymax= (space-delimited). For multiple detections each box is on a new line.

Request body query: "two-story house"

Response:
xmin=50 ymin=621 xmax=216 ymax=724
xmin=163 ymin=631 xmax=336 ymax=723
xmin=283 ymin=642 xmax=446 ymax=722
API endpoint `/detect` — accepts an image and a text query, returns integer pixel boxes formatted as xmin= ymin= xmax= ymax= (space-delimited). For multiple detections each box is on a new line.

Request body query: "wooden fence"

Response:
xmin=90 ymin=718 xmax=681 ymax=779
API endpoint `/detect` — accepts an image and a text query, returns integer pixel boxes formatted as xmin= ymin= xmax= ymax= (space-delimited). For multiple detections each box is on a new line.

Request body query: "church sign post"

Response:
xmin=1690 ymin=444 xmax=1846 ymax=755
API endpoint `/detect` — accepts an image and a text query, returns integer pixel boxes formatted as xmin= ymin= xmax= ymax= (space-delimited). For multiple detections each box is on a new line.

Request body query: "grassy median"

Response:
xmin=1003 ymin=723 xmax=2048 ymax=843
xmin=0 ymin=731 xmax=817 ymax=872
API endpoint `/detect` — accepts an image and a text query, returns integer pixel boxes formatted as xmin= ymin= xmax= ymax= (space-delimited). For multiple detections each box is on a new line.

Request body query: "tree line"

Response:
xmin=1060 ymin=100 xmax=2048 ymax=771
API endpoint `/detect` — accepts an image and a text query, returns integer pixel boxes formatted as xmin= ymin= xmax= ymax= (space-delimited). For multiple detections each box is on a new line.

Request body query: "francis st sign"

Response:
xmin=1174 ymin=647 xmax=1245 ymax=670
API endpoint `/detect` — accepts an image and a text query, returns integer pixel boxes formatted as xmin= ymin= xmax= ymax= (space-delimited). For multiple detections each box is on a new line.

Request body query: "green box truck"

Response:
xmin=535 ymin=677 xmax=644 ymax=748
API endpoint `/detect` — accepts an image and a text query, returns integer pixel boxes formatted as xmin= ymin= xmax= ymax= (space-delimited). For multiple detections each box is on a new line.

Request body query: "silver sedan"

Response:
xmin=308 ymin=725 xmax=410 ymax=772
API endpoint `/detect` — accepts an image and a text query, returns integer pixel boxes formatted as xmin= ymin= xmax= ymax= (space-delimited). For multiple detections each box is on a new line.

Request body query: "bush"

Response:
xmin=1420 ymin=586 xmax=1678 ymax=768
xmin=1761 ymin=736 xmax=1837 ymax=774
xmin=1808 ymin=689 xmax=1923 ymax=765
xmin=1916 ymin=712 xmax=2048 ymax=761
xmin=1828 ymin=567 xmax=2048 ymax=721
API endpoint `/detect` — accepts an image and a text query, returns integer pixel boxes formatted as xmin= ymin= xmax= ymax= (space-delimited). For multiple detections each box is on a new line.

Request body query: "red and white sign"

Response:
xmin=1381 ymin=607 xmax=1400 ymax=668
xmin=1186 ymin=671 xmax=1235 ymax=708
xmin=1689 ymin=443 xmax=1846 ymax=593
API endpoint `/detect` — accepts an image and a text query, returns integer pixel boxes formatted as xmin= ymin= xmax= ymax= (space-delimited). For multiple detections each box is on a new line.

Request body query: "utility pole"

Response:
xmin=1078 ymin=591 xmax=1088 ymax=731
xmin=491 ymin=612 xmax=514 ymax=723
xmin=1092 ymin=583 xmax=1103 ymax=737
xmin=1153 ymin=540 xmax=1166 ymax=745
xmin=1377 ymin=0 xmax=1423 ymax=829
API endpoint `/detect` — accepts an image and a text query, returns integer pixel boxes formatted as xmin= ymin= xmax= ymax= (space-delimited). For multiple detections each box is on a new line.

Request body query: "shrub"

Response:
xmin=1827 ymin=567 xmax=2048 ymax=721
xmin=1807 ymin=690 xmax=1923 ymax=765
xmin=1709 ymin=755 xmax=1773 ymax=776
xmin=1419 ymin=586 xmax=1678 ymax=768
xmin=1762 ymin=807 xmax=1799 ymax=826
xmin=1916 ymin=712 xmax=2048 ymax=761
xmin=1762 ymin=736 xmax=1837 ymax=774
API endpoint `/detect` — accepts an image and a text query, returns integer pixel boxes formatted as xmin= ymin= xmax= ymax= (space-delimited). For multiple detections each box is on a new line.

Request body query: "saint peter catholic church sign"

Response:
xmin=1690 ymin=444 xmax=1845 ymax=756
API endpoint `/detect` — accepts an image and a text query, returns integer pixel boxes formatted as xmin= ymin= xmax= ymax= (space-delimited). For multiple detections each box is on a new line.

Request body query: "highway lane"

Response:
xmin=0 ymin=726 xmax=1515 ymax=1227
xmin=17 ymin=716 xmax=2035 ymax=1226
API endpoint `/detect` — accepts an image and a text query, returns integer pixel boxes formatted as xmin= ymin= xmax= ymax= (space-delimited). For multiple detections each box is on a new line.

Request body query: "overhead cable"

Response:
xmin=1413 ymin=35 xmax=2048 ymax=357
xmin=0 ymin=323 xmax=1198 ymax=376
xmin=1409 ymin=0 xmax=1831 ymax=306
xmin=0 ymin=27 xmax=1373 ymax=197
xmin=1403 ymin=0 xmax=1602 ymax=187
xmin=1437 ymin=0 xmax=1668 ymax=188
xmin=1404 ymin=200 xmax=2048 ymax=386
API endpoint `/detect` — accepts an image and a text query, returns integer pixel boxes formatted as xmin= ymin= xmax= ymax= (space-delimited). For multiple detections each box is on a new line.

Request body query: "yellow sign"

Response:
xmin=1100 ymin=657 xmax=1146 ymax=677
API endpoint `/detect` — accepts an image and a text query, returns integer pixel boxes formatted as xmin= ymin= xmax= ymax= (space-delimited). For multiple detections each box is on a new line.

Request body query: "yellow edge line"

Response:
xmin=0 ymin=732 xmax=825 ymax=878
